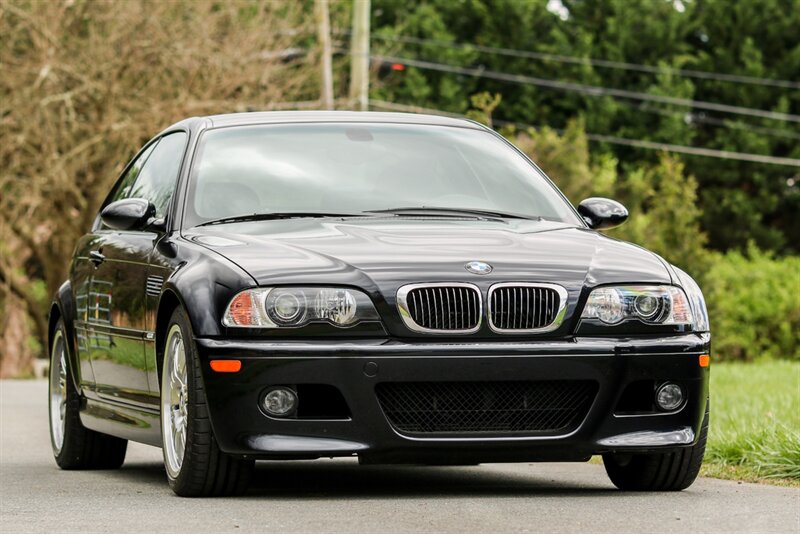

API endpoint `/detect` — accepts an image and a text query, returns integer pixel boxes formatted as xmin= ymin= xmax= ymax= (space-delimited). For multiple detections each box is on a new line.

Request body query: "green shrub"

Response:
xmin=704 ymin=246 xmax=800 ymax=361
xmin=607 ymin=155 xmax=710 ymax=275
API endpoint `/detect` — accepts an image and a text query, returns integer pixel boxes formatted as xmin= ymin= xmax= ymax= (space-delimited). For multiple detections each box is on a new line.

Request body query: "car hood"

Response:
xmin=185 ymin=217 xmax=671 ymax=293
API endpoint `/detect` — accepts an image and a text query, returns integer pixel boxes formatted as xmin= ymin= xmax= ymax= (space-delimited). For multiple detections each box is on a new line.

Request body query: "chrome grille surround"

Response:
xmin=397 ymin=283 xmax=482 ymax=334
xmin=487 ymin=282 xmax=569 ymax=333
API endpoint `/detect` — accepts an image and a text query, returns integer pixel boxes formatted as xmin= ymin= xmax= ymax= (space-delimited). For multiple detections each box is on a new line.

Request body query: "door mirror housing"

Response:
xmin=577 ymin=197 xmax=629 ymax=230
xmin=101 ymin=198 xmax=157 ymax=231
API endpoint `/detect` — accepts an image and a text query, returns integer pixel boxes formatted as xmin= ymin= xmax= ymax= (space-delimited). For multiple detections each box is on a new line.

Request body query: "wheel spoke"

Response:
xmin=176 ymin=366 xmax=186 ymax=390
xmin=174 ymin=368 xmax=186 ymax=389
xmin=173 ymin=411 xmax=185 ymax=429
xmin=171 ymin=340 xmax=186 ymax=389
xmin=171 ymin=344 xmax=180 ymax=382
xmin=174 ymin=428 xmax=185 ymax=464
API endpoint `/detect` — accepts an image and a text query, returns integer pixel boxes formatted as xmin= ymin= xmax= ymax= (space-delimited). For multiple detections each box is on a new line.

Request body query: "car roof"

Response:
xmin=166 ymin=111 xmax=486 ymax=132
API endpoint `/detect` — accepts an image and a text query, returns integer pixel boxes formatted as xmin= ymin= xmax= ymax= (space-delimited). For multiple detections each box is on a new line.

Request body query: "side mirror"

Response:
xmin=101 ymin=198 xmax=157 ymax=231
xmin=577 ymin=197 xmax=629 ymax=230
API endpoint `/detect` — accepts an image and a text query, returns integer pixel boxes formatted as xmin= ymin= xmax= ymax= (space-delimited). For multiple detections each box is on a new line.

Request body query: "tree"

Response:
xmin=0 ymin=0 xmax=319 ymax=375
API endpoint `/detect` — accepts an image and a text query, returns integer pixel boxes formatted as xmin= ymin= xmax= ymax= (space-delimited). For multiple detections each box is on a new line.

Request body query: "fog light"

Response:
xmin=262 ymin=387 xmax=298 ymax=417
xmin=655 ymin=382 xmax=684 ymax=411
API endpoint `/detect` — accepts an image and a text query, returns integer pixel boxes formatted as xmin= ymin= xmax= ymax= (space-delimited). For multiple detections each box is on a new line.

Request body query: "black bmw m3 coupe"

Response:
xmin=48 ymin=111 xmax=710 ymax=496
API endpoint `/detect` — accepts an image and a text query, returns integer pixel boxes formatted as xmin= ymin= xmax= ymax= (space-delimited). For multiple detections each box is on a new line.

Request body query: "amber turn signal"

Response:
xmin=210 ymin=359 xmax=242 ymax=373
xmin=699 ymin=354 xmax=710 ymax=368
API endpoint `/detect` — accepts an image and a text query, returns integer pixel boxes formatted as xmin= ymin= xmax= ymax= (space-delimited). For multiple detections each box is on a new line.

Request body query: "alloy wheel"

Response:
xmin=49 ymin=329 xmax=68 ymax=454
xmin=161 ymin=324 xmax=188 ymax=479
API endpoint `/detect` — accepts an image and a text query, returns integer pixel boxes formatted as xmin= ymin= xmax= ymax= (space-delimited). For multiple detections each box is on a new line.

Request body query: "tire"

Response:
xmin=160 ymin=307 xmax=254 ymax=497
xmin=49 ymin=318 xmax=128 ymax=469
xmin=602 ymin=405 xmax=709 ymax=491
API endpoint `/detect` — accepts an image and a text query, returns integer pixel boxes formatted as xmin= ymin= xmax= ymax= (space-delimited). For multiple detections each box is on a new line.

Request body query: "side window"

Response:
xmin=108 ymin=142 xmax=158 ymax=206
xmin=127 ymin=132 xmax=188 ymax=219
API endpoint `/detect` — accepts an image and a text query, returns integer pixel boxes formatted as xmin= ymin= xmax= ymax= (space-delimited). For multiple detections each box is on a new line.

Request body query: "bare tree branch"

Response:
xmin=0 ymin=0 xmax=323 ymax=374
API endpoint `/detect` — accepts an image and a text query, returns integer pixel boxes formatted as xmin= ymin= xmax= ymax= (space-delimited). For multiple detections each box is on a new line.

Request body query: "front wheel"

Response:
xmin=602 ymin=406 xmax=709 ymax=491
xmin=160 ymin=307 xmax=253 ymax=497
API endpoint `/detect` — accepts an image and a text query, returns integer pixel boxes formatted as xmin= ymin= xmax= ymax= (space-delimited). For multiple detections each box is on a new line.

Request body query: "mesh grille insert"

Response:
xmin=376 ymin=380 xmax=597 ymax=435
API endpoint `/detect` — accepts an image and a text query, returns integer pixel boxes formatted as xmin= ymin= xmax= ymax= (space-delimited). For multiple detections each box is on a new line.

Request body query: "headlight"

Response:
xmin=673 ymin=267 xmax=710 ymax=332
xmin=581 ymin=285 xmax=693 ymax=325
xmin=223 ymin=287 xmax=379 ymax=328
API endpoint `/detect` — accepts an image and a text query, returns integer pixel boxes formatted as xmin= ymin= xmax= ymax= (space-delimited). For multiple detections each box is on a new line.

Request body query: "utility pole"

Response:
xmin=349 ymin=0 xmax=370 ymax=111
xmin=316 ymin=0 xmax=334 ymax=110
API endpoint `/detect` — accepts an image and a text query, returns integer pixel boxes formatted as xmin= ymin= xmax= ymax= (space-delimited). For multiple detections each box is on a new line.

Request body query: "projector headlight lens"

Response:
xmin=634 ymin=294 xmax=660 ymax=319
xmin=267 ymin=290 xmax=306 ymax=325
xmin=223 ymin=287 xmax=379 ymax=328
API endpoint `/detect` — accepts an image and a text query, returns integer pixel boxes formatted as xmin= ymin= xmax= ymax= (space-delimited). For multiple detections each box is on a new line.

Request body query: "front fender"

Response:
xmin=49 ymin=281 xmax=82 ymax=393
xmin=161 ymin=239 xmax=256 ymax=338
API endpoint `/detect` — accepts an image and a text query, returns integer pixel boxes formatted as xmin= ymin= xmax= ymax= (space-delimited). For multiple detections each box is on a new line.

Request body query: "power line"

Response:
xmin=333 ymin=42 xmax=799 ymax=138
xmin=635 ymin=105 xmax=800 ymax=140
xmin=371 ymin=54 xmax=800 ymax=123
xmin=573 ymin=132 xmax=800 ymax=167
xmin=368 ymin=99 xmax=800 ymax=168
xmin=365 ymin=32 xmax=800 ymax=90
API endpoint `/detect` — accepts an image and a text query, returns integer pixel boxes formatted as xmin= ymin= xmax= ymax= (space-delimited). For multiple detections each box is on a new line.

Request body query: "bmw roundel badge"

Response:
xmin=465 ymin=261 xmax=493 ymax=275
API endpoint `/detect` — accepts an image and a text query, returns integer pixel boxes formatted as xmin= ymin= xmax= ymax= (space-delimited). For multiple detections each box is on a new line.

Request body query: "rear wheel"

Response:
xmin=603 ymin=406 xmax=709 ymax=491
xmin=160 ymin=307 xmax=253 ymax=497
xmin=49 ymin=318 xmax=127 ymax=469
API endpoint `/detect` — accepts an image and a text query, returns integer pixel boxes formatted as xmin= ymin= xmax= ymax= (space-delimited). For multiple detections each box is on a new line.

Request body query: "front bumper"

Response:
xmin=198 ymin=334 xmax=710 ymax=463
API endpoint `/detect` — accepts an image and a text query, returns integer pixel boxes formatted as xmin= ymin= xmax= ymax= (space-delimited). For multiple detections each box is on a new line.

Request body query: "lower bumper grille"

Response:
xmin=376 ymin=380 xmax=598 ymax=435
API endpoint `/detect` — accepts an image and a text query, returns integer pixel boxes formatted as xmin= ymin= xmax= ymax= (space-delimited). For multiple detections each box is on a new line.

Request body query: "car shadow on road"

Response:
xmin=116 ymin=459 xmax=616 ymax=498
xmin=248 ymin=461 xmax=615 ymax=499
xmin=246 ymin=461 xmax=616 ymax=499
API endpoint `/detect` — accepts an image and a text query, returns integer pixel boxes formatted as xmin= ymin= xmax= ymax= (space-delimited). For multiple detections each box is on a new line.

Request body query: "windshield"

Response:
xmin=184 ymin=122 xmax=582 ymax=227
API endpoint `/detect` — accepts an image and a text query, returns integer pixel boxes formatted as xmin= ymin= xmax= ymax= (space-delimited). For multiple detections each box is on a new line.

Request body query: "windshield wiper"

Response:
xmin=196 ymin=212 xmax=367 ymax=227
xmin=364 ymin=206 xmax=539 ymax=221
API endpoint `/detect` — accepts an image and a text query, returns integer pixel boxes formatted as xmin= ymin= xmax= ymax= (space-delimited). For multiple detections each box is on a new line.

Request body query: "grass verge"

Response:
xmin=702 ymin=359 xmax=799 ymax=486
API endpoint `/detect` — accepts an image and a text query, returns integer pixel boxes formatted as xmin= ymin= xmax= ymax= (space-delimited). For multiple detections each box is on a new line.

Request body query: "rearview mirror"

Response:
xmin=577 ymin=197 xmax=628 ymax=230
xmin=101 ymin=198 xmax=156 ymax=231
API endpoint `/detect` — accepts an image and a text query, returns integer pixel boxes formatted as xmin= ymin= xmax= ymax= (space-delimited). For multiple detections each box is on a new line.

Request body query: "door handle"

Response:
xmin=89 ymin=250 xmax=105 ymax=267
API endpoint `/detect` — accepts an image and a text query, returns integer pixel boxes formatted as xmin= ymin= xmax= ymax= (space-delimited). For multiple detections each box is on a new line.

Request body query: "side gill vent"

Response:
xmin=146 ymin=275 xmax=164 ymax=297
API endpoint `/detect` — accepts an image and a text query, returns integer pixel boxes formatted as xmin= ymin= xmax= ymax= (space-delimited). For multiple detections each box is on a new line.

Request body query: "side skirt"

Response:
xmin=80 ymin=397 xmax=162 ymax=447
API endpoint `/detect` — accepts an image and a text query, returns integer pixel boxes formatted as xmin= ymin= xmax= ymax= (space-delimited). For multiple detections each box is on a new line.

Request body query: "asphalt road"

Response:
xmin=1 ymin=380 xmax=798 ymax=533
